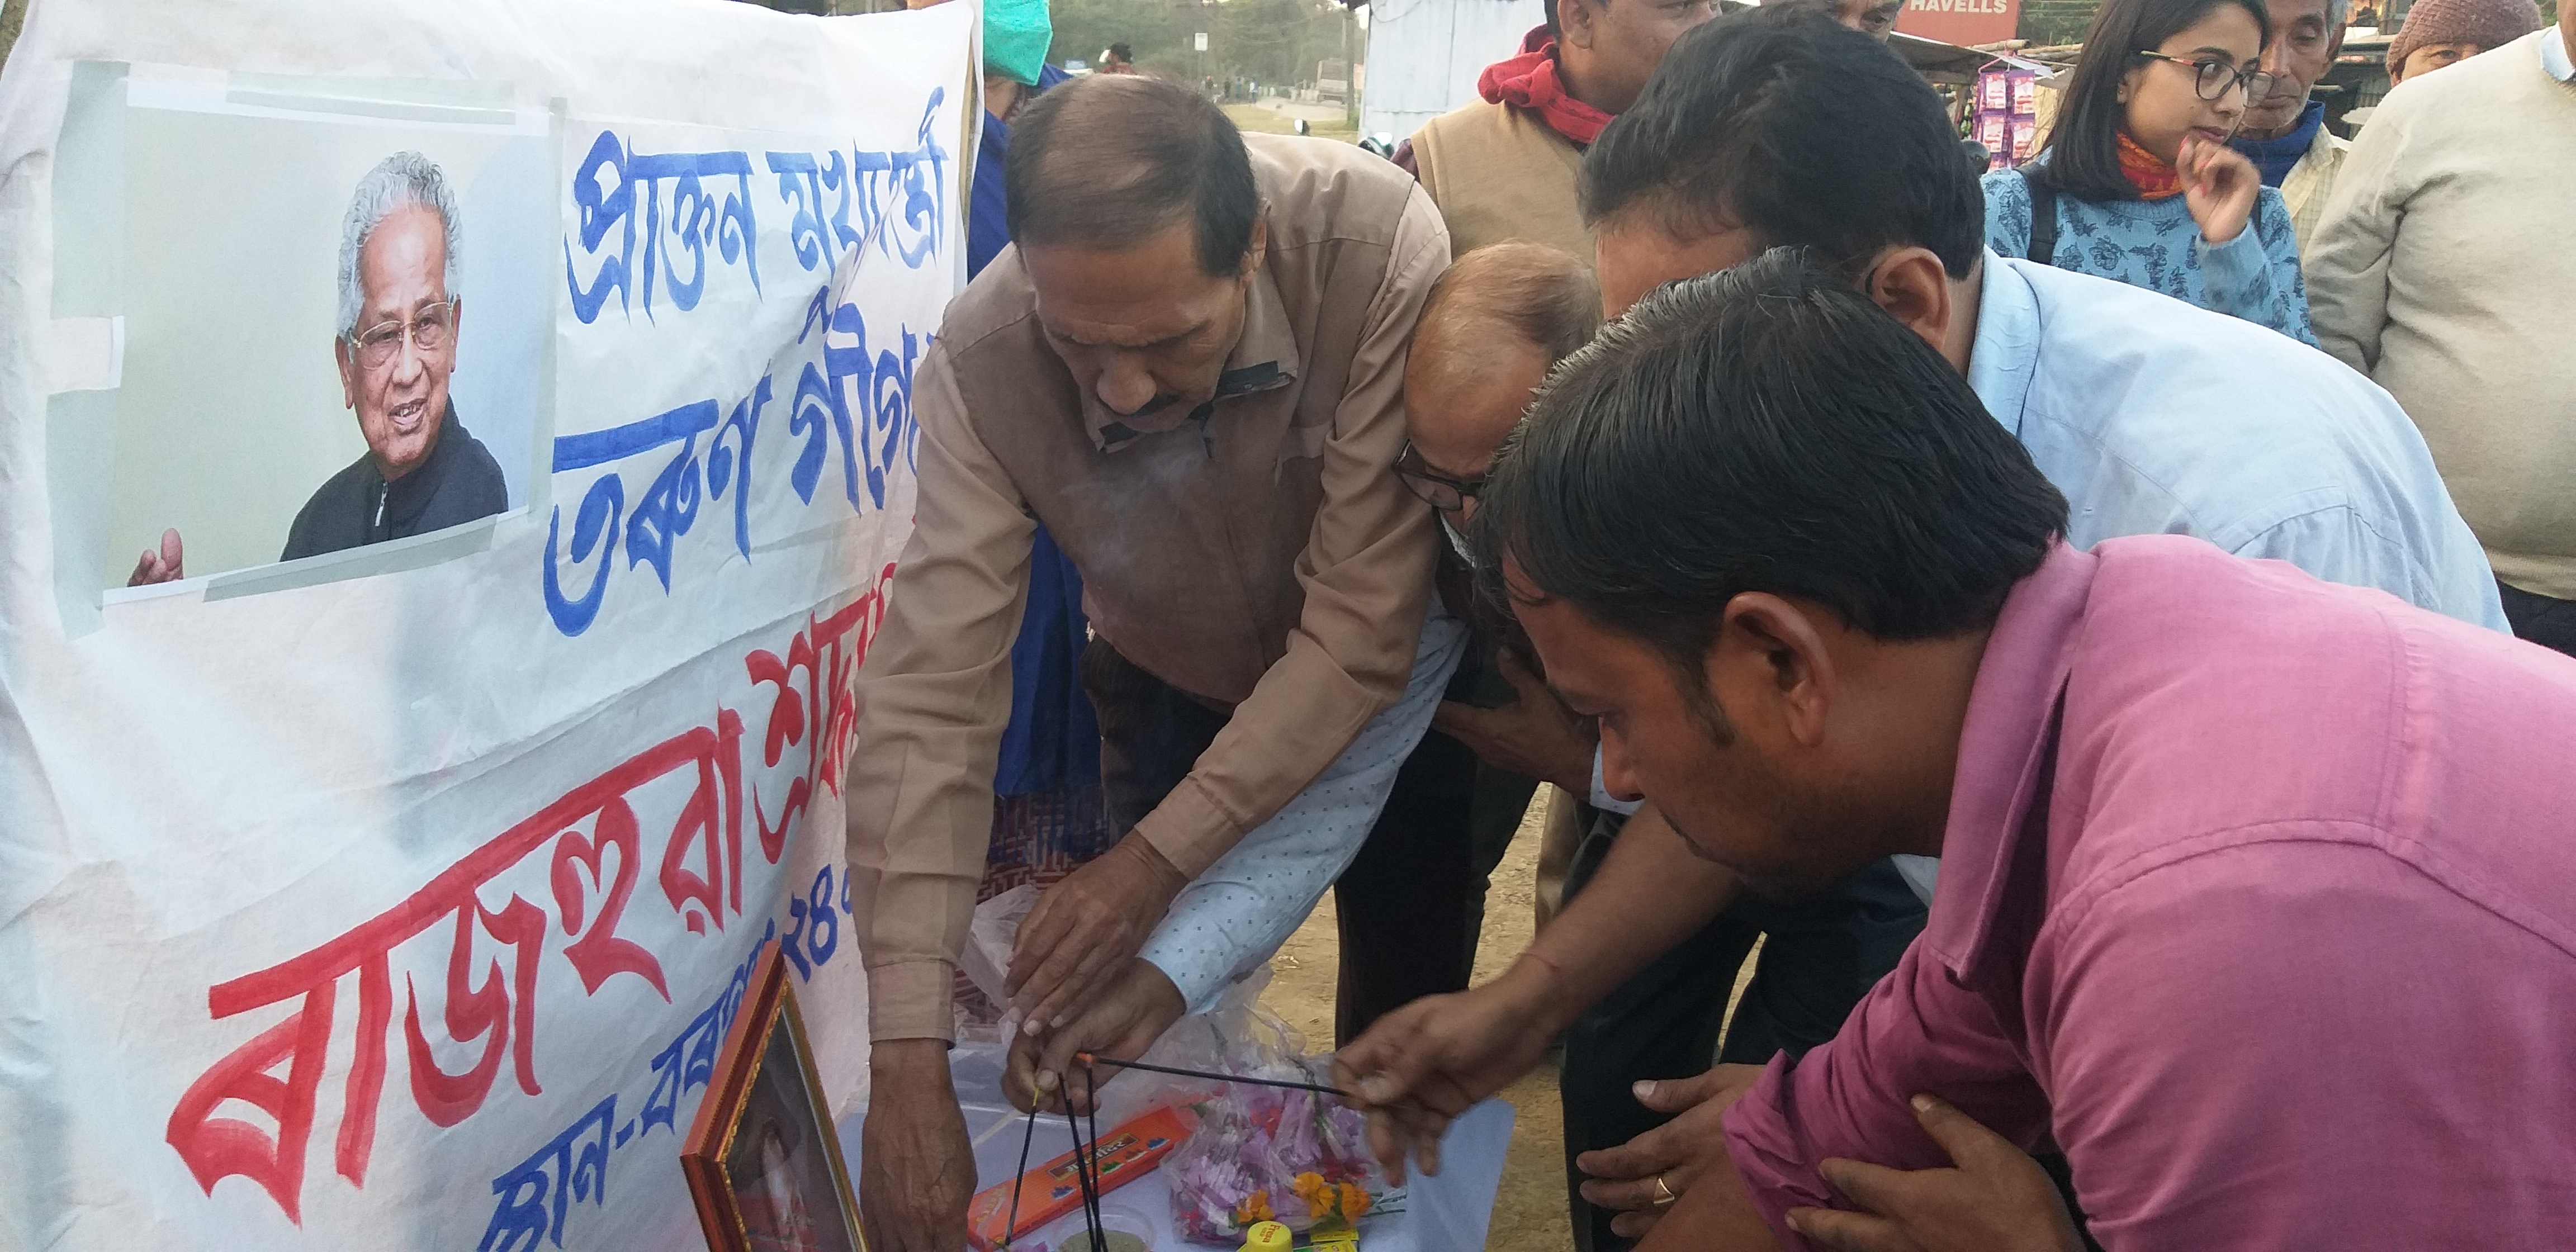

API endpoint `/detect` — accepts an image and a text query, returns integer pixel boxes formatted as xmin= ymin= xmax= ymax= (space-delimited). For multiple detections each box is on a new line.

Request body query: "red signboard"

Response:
xmin=1896 ymin=0 xmax=2021 ymax=48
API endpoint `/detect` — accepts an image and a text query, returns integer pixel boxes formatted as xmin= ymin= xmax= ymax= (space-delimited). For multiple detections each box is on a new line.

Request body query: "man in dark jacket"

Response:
xmin=126 ymin=152 xmax=504 ymax=585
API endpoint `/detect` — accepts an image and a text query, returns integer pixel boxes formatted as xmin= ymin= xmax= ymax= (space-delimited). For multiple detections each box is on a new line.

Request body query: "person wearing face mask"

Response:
xmin=1328 ymin=241 xmax=1602 ymax=1045
xmin=2226 ymin=0 xmax=2350 ymax=250
xmin=842 ymin=75 xmax=1461 ymax=1252
xmin=1368 ymin=0 xmax=1910 ymax=1006
xmin=1982 ymin=0 xmax=2317 ymax=343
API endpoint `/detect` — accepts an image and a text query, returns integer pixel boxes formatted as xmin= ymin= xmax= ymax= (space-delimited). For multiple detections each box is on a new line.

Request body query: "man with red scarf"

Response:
xmin=1376 ymin=0 xmax=1732 ymax=1011
xmin=1399 ymin=0 xmax=1715 ymax=264
xmin=1396 ymin=0 xmax=1902 ymax=264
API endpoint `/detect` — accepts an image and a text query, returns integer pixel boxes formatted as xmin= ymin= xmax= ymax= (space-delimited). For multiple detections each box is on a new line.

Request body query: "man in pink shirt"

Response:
xmin=1349 ymin=249 xmax=2576 ymax=1250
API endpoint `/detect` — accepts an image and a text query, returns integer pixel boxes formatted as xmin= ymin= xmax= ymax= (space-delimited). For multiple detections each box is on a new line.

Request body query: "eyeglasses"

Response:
xmin=1392 ymin=440 xmax=1485 ymax=513
xmin=2134 ymin=52 xmax=2277 ymax=102
xmin=347 ymin=300 xmax=458 ymax=370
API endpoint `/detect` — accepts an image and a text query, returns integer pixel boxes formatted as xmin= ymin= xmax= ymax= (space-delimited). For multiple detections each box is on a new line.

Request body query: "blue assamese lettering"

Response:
xmin=477 ymin=868 xmax=854 ymax=1250
xmin=564 ymin=139 xmax=761 ymax=324
xmin=542 ymin=292 xmax=923 ymax=638
xmin=543 ymin=381 xmax=768 ymax=637
xmin=566 ymin=90 xmax=948 ymax=324
xmin=477 ymin=1094 xmax=615 ymax=1252
xmin=789 ymin=286 xmax=921 ymax=516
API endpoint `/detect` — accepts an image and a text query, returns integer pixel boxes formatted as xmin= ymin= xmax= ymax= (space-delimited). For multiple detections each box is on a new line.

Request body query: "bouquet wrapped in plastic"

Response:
xmin=1166 ymin=1074 xmax=1392 ymax=1245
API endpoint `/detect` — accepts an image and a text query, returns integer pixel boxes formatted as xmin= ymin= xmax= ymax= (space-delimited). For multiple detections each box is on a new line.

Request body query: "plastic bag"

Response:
xmin=1164 ymin=1054 xmax=1391 ymax=1245
xmin=959 ymin=884 xmax=1041 ymax=1011
xmin=945 ymin=895 xmax=1391 ymax=1246
xmin=953 ymin=966 xmax=1282 ymax=1134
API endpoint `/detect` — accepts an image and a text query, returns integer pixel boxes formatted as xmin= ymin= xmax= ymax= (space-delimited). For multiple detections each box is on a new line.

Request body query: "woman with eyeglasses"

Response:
xmin=1983 ymin=0 xmax=2318 ymax=344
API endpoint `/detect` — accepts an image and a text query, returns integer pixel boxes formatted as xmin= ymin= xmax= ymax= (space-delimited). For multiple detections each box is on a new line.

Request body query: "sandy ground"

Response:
xmin=1259 ymin=802 xmax=1573 ymax=1252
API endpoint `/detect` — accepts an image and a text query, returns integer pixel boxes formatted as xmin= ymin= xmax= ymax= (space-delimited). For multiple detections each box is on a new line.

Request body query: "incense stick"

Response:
xmin=1076 ymin=1052 xmax=1352 ymax=1098
xmin=1000 ymin=1104 xmax=1039 ymax=1250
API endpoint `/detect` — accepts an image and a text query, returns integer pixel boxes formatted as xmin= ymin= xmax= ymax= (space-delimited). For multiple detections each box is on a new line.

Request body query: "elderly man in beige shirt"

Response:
xmin=2308 ymin=23 xmax=2576 ymax=655
xmin=843 ymin=75 xmax=1457 ymax=1251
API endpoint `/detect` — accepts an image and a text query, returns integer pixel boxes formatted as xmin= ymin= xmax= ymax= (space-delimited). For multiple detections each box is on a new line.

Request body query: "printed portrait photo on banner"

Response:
xmin=51 ymin=69 xmax=553 ymax=603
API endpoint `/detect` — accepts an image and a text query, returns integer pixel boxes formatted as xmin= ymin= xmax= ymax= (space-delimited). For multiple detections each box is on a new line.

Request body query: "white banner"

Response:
xmin=0 ymin=0 xmax=976 ymax=1247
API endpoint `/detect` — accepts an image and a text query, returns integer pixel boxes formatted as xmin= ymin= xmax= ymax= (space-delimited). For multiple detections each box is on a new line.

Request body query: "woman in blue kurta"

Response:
xmin=1984 ymin=0 xmax=2318 ymax=344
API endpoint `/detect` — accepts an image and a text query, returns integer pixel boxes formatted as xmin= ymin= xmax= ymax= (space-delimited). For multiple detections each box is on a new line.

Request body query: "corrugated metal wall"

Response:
xmin=1358 ymin=0 xmax=1548 ymax=142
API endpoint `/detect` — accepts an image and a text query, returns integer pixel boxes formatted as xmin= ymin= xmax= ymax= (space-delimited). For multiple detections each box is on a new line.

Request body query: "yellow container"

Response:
xmin=1238 ymin=1221 xmax=1292 ymax=1252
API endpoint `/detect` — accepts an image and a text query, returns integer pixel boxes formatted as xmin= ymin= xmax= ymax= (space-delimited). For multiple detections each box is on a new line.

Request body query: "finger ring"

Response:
xmin=1651 ymin=1175 xmax=1678 ymax=1207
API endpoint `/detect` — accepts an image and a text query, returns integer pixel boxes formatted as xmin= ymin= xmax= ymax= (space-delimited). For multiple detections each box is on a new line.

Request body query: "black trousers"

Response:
xmin=1081 ymin=639 xmax=1232 ymax=845
xmin=1330 ymin=623 xmax=1538 ymax=1044
xmin=2499 ymin=579 xmax=2576 ymax=658
xmin=1330 ymin=734 xmax=1537 ymax=1042
xmin=1560 ymin=815 xmax=1928 ymax=1252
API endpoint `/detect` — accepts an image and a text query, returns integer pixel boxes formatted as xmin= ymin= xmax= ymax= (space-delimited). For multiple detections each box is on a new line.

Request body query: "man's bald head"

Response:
xmin=1404 ymin=243 xmax=1601 ymax=519
xmin=1004 ymin=74 xmax=1261 ymax=277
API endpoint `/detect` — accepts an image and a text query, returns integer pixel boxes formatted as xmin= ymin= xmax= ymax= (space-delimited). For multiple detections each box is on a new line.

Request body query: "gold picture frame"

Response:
xmin=681 ymin=943 xmax=867 ymax=1252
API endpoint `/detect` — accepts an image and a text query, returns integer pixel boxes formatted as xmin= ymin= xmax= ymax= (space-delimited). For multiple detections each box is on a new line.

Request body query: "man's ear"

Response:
xmin=1710 ymin=592 xmax=1838 ymax=747
xmin=334 ymin=337 xmax=359 ymax=410
xmin=1559 ymin=0 xmax=1601 ymax=49
xmin=1239 ymin=206 xmax=1271 ymax=286
xmin=1863 ymin=245 xmax=1954 ymax=355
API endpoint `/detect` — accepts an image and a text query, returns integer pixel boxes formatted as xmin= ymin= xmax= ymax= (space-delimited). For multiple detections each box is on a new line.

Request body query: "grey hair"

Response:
xmin=2291 ymin=0 xmax=2351 ymax=40
xmin=337 ymin=151 xmax=461 ymax=337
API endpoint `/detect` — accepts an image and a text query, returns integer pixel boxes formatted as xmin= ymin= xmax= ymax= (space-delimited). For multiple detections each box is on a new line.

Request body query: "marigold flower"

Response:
xmin=1291 ymin=1170 xmax=1330 ymax=1214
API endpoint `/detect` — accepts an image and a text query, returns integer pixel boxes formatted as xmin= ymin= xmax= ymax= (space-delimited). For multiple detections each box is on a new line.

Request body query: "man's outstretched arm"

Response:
xmin=1336 ymin=804 xmax=1743 ymax=1169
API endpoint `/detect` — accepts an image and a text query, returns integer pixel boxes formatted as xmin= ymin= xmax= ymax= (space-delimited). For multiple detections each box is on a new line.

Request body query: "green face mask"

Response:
xmin=984 ymin=0 xmax=1053 ymax=88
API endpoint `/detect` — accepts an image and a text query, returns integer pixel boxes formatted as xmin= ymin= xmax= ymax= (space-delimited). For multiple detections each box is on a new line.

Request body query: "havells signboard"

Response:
xmin=1897 ymin=0 xmax=2022 ymax=49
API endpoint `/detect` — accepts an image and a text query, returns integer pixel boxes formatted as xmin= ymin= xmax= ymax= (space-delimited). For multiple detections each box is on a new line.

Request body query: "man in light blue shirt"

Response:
xmin=1582 ymin=11 xmax=2501 ymax=632
xmin=1333 ymin=11 xmax=2507 ymax=1246
xmin=1961 ymin=252 xmax=2501 ymax=627
xmin=1574 ymin=246 xmax=2507 ymax=799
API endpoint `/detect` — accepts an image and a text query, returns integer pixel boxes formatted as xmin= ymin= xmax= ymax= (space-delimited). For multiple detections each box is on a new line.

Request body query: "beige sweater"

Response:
xmin=1412 ymin=98 xmax=1594 ymax=268
xmin=2308 ymin=29 xmax=2576 ymax=598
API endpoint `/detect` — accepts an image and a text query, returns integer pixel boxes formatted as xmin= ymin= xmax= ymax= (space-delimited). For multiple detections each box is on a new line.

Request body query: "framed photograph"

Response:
xmin=681 ymin=943 xmax=866 ymax=1252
